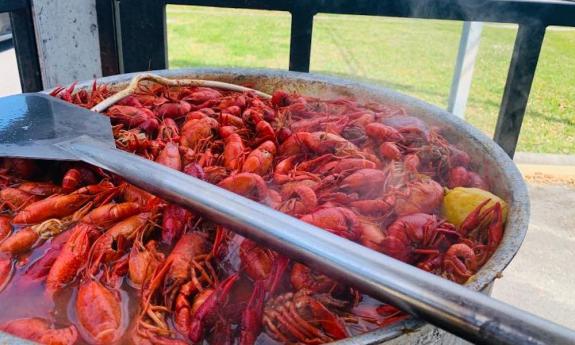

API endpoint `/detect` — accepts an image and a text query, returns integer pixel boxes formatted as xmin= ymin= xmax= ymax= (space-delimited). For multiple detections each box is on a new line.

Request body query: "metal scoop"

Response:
xmin=0 ymin=93 xmax=574 ymax=345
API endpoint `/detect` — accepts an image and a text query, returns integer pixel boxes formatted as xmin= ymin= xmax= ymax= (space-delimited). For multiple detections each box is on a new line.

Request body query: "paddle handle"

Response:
xmin=56 ymin=136 xmax=575 ymax=345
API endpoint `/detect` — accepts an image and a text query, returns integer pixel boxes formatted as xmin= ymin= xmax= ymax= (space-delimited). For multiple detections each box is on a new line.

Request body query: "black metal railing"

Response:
xmin=97 ymin=0 xmax=575 ymax=157
xmin=0 ymin=0 xmax=42 ymax=92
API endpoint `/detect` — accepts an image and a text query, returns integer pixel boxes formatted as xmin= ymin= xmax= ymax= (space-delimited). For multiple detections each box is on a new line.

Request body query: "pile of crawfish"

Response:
xmin=0 ymin=80 xmax=505 ymax=345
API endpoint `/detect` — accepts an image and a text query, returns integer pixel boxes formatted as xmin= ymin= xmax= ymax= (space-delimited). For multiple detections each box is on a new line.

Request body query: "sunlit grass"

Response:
xmin=167 ymin=5 xmax=575 ymax=154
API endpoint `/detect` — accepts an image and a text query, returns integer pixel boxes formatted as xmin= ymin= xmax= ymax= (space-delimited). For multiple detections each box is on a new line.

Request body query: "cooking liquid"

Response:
xmin=0 ymin=225 xmax=137 ymax=345
xmin=0 ymin=224 xmax=389 ymax=344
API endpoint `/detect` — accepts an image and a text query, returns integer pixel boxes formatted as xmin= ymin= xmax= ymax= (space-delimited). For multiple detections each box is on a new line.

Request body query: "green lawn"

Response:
xmin=167 ymin=5 xmax=575 ymax=154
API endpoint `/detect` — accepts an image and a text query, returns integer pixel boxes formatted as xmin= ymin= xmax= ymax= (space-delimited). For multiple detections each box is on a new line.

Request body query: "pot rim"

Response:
xmin=42 ymin=67 xmax=529 ymax=344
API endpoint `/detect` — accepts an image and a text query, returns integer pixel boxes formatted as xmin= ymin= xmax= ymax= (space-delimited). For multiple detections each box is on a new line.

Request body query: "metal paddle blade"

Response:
xmin=0 ymin=93 xmax=115 ymax=161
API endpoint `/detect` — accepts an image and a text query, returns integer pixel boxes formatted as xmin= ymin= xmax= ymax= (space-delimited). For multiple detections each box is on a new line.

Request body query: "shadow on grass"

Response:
xmin=471 ymin=98 xmax=575 ymax=127
xmin=527 ymin=111 xmax=575 ymax=127
xmin=311 ymin=69 xmax=450 ymax=100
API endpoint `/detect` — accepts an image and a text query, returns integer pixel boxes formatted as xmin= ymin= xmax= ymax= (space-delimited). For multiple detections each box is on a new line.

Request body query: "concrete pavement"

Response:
xmin=492 ymin=183 xmax=575 ymax=329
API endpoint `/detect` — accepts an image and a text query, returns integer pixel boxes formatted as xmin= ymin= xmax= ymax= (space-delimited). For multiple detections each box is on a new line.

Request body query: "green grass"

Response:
xmin=167 ymin=5 xmax=575 ymax=154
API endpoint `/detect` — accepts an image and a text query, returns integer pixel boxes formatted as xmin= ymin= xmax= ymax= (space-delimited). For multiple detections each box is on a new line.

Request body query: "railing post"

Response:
xmin=289 ymin=4 xmax=315 ymax=72
xmin=119 ymin=0 xmax=167 ymax=73
xmin=95 ymin=0 xmax=120 ymax=76
xmin=448 ymin=21 xmax=483 ymax=119
xmin=9 ymin=0 xmax=42 ymax=92
xmin=494 ymin=24 xmax=546 ymax=158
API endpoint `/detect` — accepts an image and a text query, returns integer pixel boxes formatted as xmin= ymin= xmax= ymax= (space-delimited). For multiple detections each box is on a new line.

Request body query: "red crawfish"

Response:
xmin=107 ymin=105 xmax=159 ymax=134
xmin=156 ymin=100 xmax=192 ymax=119
xmin=45 ymin=223 xmax=100 ymax=296
xmin=122 ymin=184 xmax=157 ymax=208
xmin=218 ymin=93 xmax=246 ymax=112
xmin=365 ymin=123 xmax=404 ymax=143
xmin=381 ymin=115 xmax=430 ymax=145
xmin=300 ymin=207 xmax=362 ymax=241
xmin=270 ymin=90 xmax=304 ymax=107
xmin=86 ymin=212 xmax=155 ymax=275
xmin=218 ymin=173 xmax=271 ymax=203
xmin=241 ymin=140 xmax=276 ymax=176
xmin=182 ymin=87 xmax=223 ymax=104
xmin=393 ymin=177 xmax=444 ymax=216
xmin=156 ymin=142 xmax=182 ymax=171
xmin=379 ymin=142 xmax=402 ymax=161
xmin=157 ymin=118 xmax=180 ymax=142
xmin=239 ymin=280 xmax=266 ymax=345
xmin=339 ymin=168 xmax=388 ymax=198
xmin=142 ymin=232 xmax=214 ymax=336
xmin=290 ymin=263 xmax=335 ymax=293
xmin=254 ymin=120 xmax=276 ymax=145
xmin=18 ymin=181 xmax=62 ymax=196
xmin=316 ymin=157 xmax=377 ymax=176
xmin=381 ymin=213 xmax=458 ymax=264
xmin=0 ymin=215 xmax=11 ymax=241
xmin=115 ymin=128 xmax=152 ymax=154
xmin=294 ymin=154 xmax=338 ymax=175
xmin=0 ymin=219 xmax=66 ymax=256
xmin=12 ymin=182 xmax=114 ymax=224
xmin=448 ymin=166 xmax=489 ymax=190
xmin=442 ymin=243 xmax=477 ymax=283
xmin=279 ymin=131 xmax=358 ymax=157
xmin=128 ymin=238 xmax=164 ymax=289
xmin=180 ymin=117 xmax=219 ymax=149
xmin=278 ymin=184 xmax=317 ymax=217
xmin=219 ymin=112 xmax=245 ymax=127
xmin=263 ymin=289 xmax=349 ymax=344
xmin=273 ymin=156 xmax=320 ymax=185
xmin=23 ymin=230 xmax=74 ymax=281
xmin=0 ymin=318 xmax=78 ymax=345
xmin=0 ymin=187 xmax=40 ymax=212
xmin=0 ymin=253 xmax=13 ymax=292
xmin=239 ymin=239 xmax=289 ymax=293
xmin=76 ymin=279 xmax=126 ymax=345
xmin=458 ymin=200 xmax=504 ymax=266
xmin=448 ymin=145 xmax=471 ymax=168
xmin=81 ymin=201 xmax=142 ymax=229
xmin=117 ymin=95 xmax=143 ymax=108
xmin=290 ymin=263 xmax=360 ymax=305
xmin=358 ymin=219 xmax=387 ymax=253
xmin=351 ymin=304 xmax=408 ymax=328
xmin=223 ymin=133 xmax=247 ymax=170
xmin=290 ymin=116 xmax=349 ymax=135
xmin=188 ymin=273 xmax=240 ymax=342
xmin=348 ymin=195 xmax=395 ymax=218
xmin=161 ymin=203 xmax=195 ymax=247
xmin=62 ymin=166 xmax=97 ymax=192
xmin=1 ymin=158 xmax=40 ymax=179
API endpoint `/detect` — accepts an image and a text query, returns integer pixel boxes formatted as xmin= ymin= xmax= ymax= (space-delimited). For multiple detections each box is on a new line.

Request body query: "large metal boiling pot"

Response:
xmin=4 ymin=68 xmax=527 ymax=345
